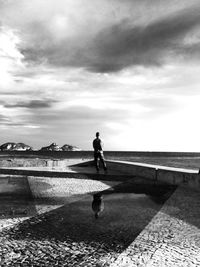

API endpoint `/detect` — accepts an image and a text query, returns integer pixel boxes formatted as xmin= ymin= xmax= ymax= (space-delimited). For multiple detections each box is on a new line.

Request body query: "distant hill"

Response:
xmin=62 ymin=144 xmax=81 ymax=151
xmin=0 ymin=142 xmax=33 ymax=151
xmin=40 ymin=143 xmax=62 ymax=151
xmin=0 ymin=142 xmax=81 ymax=152
xmin=40 ymin=143 xmax=81 ymax=151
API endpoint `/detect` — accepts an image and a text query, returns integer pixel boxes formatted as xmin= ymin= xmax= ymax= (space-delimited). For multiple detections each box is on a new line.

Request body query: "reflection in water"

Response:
xmin=92 ymin=182 xmax=175 ymax=218
xmin=92 ymin=194 xmax=104 ymax=219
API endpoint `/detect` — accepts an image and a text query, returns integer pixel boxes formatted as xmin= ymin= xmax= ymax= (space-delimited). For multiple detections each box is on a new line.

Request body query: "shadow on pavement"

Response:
xmin=0 ymin=180 xmax=176 ymax=244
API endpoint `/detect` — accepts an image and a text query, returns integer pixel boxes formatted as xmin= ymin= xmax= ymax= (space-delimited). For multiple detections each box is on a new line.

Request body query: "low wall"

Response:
xmin=106 ymin=160 xmax=200 ymax=189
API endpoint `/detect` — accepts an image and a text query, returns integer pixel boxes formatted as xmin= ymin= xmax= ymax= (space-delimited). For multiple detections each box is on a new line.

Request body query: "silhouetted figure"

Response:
xmin=92 ymin=194 xmax=104 ymax=219
xmin=93 ymin=132 xmax=107 ymax=173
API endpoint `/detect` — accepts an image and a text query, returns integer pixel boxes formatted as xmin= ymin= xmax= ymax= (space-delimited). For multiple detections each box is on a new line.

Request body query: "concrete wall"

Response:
xmin=106 ymin=160 xmax=200 ymax=189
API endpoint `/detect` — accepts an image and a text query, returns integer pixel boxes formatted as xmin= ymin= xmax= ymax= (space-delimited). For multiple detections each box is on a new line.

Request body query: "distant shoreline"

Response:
xmin=0 ymin=150 xmax=200 ymax=157
xmin=0 ymin=151 xmax=200 ymax=169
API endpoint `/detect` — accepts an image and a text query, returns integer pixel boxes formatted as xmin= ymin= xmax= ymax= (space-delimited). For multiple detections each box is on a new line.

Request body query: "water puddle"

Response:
xmin=0 ymin=174 xmax=175 ymax=266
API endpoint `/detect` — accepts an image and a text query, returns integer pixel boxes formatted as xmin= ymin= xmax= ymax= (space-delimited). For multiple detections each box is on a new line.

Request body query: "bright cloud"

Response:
xmin=0 ymin=26 xmax=24 ymax=88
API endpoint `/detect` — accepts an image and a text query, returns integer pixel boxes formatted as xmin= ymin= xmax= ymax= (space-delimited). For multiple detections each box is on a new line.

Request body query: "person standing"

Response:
xmin=93 ymin=132 xmax=107 ymax=173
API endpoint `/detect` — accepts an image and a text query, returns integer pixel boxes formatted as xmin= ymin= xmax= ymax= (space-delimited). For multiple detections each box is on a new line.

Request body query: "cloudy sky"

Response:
xmin=0 ymin=0 xmax=200 ymax=151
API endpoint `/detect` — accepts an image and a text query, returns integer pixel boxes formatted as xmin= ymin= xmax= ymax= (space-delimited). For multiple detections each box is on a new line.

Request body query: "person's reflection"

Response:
xmin=92 ymin=194 xmax=104 ymax=219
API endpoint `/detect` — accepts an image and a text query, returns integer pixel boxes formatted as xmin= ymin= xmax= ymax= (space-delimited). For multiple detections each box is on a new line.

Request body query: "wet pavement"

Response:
xmin=0 ymin=185 xmax=164 ymax=266
xmin=0 ymin=169 xmax=170 ymax=266
xmin=111 ymin=185 xmax=200 ymax=267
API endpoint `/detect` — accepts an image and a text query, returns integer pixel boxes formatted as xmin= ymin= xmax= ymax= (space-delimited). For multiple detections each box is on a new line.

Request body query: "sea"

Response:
xmin=0 ymin=150 xmax=200 ymax=169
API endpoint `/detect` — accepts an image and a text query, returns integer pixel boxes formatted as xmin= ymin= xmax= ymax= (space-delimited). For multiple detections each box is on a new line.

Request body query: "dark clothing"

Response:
xmin=93 ymin=138 xmax=107 ymax=171
xmin=93 ymin=138 xmax=103 ymax=152
xmin=94 ymin=150 xmax=107 ymax=171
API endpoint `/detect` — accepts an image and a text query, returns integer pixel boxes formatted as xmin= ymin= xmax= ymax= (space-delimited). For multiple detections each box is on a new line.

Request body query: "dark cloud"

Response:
xmin=4 ymin=99 xmax=57 ymax=109
xmin=90 ymin=5 xmax=200 ymax=72
xmin=20 ymin=4 xmax=200 ymax=73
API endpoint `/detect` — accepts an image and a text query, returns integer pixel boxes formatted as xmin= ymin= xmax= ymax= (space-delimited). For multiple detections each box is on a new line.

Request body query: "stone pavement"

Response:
xmin=0 ymin=175 xmax=163 ymax=266
xmin=110 ymin=185 xmax=200 ymax=267
xmin=0 ymin=160 xmax=199 ymax=266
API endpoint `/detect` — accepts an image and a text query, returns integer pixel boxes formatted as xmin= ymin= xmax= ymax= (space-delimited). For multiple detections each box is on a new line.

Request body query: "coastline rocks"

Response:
xmin=40 ymin=143 xmax=81 ymax=151
xmin=0 ymin=142 xmax=32 ymax=151
xmin=40 ymin=143 xmax=62 ymax=151
xmin=0 ymin=142 xmax=81 ymax=151
xmin=62 ymin=144 xmax=81 ymax=151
